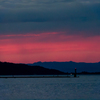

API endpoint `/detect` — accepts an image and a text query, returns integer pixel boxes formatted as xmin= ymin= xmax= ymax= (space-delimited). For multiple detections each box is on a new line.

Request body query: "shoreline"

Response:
xmin=0 ymin=75 xmax=79 ymax=78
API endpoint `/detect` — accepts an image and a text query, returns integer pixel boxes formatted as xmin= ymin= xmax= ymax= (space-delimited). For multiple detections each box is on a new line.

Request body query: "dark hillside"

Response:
xmin=0 ymin=62 xmax=65 ymax=75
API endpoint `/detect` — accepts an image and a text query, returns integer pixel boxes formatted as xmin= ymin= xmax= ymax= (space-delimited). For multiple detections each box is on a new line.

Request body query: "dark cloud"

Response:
xmin=0 ymin=0 xmax=100 ymax=36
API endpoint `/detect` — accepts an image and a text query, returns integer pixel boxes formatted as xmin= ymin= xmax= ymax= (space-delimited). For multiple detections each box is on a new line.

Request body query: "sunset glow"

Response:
xmin=0 ymin=32 xmax=100 ymax=63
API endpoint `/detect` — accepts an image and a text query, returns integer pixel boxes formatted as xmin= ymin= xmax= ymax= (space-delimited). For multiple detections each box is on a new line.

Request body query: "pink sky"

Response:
xmin=0 ymin=32 xmax=100 ymax=63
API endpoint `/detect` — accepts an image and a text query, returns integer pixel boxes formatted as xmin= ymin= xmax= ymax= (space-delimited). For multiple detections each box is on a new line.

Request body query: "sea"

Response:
xmin=0 ymin=75 xmax=100 ymax=100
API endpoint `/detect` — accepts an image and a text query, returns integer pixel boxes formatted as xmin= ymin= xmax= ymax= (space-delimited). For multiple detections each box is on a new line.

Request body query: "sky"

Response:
xmin=0 ymin=0 xmax=100 ymax=63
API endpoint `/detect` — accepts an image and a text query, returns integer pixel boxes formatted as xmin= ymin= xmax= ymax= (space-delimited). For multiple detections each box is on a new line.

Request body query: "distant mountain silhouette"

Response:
xmin=0 ymin=61 xmax=65 ymax=75
xmin=28 ymin=61 xmax=100 ymax=73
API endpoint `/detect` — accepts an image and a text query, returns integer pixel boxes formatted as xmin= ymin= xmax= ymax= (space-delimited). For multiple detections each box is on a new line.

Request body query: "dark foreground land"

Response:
xmin=0 ymin=61 xmax=65 ymax=75
xmin=0 ymin=61 xmax=100 ymax=76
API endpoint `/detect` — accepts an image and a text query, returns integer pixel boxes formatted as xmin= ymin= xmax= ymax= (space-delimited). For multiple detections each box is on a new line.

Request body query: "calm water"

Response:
xmin=0 ymin=75 xmax=100 ymax=100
